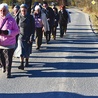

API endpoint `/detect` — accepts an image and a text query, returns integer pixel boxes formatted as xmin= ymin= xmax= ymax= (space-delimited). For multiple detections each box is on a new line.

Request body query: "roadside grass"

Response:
xmin=83 ymin=7 xmax=98 ymax=33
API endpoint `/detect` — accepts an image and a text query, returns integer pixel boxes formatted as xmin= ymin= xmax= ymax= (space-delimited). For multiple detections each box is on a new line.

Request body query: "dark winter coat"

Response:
xmin=59 ymin=9 xmax=69 ymax=25
xmin=18 ymin=14 xmax=35 ymax=42
xmin=42 ymin=7 xmax=55 ymax=27
xmin=53 ymin=12 xmax=59 ymax=27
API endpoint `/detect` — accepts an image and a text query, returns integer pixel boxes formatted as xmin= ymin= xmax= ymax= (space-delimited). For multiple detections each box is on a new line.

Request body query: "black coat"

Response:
xmin=42 ymin=7 xmax=55 ymax=27
xmin=53 ymin=12 xmax=59 ymax=27
xmin=59 ymin=9 xmax=69 ymax=25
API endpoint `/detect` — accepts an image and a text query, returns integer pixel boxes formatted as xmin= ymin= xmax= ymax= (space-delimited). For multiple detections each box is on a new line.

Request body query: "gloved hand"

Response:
xmin=0 ymin=29 xmax=2 ymax=34
xmin=2 ymin=30 xmax=9 ymax=35
xmin=28 ymin=40 xmax=33 ymax=44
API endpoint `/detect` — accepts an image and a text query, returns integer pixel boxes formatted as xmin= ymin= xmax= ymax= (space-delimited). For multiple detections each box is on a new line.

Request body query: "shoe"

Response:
xmin=60 ymin=35 xmax=63 ymax=38
xmin=18 ymin=65 xmax=24 ymax=70
xmin=18 ymin=62 xmax=24 ymax=70
xmin=7 ymin=74 xmax=11 ymax=78
xmin=2 ymin=67 xmax=6 ymax=73
xmin=36 ymin=47 xmax=40 ymax=50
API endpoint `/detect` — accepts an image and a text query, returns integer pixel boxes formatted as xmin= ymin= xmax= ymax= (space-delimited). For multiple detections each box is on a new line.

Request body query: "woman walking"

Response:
xmin=33 ymin=5 xmax=49 ymax=50
xmin=0 ymin=3 xmax=19 ymax=78
xmin=16 ymin=4 xmax=35 ymax=70
xmin=59 ymin=5 xmax=71 ymax=38
xmin=52 ymin=7 xmax=59 ymax=40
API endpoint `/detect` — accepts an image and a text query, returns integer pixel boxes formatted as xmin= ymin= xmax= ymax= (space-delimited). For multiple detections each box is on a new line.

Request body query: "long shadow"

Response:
xmin=67 ymin=27 xmax=92 ymax=30
xmin=49 ymin=39 xmax=98 ymax=44
xmin=30 ymin=55 xmax=98 ymax=59
xmin=0 ymin=92 xmax=98 ymax=98
xmin=12 ymin=62 xmax=98 ymax=78
xmin=39 ymin=46 xmax=98 ymax=53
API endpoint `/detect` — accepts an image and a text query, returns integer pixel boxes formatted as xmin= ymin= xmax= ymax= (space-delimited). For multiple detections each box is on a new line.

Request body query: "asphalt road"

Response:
xmin=0 ymin=8 xmax=98 ymax=98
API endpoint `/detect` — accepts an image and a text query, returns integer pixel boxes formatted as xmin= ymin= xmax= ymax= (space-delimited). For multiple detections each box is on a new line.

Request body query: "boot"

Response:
xmin=25 ymin=59 xmax=29 ymax=67
xmin=18 ymin=62 xmax=24 ymax=70
xmin=7 ymin=67 xmax=11 ymax=78
xmin=7 ymin=72 xmax=11 ymax=78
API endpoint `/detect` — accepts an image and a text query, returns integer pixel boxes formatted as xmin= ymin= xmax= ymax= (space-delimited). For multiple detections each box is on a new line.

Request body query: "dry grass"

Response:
xmin=83 ymin=7 xmax=98 ymax=33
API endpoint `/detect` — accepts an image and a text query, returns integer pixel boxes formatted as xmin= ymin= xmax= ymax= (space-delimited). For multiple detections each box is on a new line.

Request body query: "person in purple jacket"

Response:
xmin=0 ymin=3 xmax=19 ymax=78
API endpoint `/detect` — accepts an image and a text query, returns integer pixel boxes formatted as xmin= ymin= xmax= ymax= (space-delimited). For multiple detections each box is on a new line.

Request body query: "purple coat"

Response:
xmin=0 ymin=13 xmax=19 ymax=46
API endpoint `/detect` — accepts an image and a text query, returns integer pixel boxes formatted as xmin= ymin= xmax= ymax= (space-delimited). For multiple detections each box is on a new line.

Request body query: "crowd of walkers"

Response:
xmin=0 ymin=1 xmax=71 ymax=78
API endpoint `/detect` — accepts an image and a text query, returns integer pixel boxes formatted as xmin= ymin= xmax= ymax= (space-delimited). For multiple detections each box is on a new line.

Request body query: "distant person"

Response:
xmin=52 ymin=7 xmax=59 ymax=40
xmin=59 ymin=5 xmax=71 ymax=38
xmin=0 ymin=3 xmax=19 ymax=78
xmin=52 ymin=3 xmax=58 ymax=13
xmin=42 ymin=1 xmax=55 ymax=43
xmin=11 ymin=5 xmax=20 ymax=47
xmin=11 ymin=5 xmax=20 ymax=24
xmin=15 ymin=4 xmax=35 ymax=70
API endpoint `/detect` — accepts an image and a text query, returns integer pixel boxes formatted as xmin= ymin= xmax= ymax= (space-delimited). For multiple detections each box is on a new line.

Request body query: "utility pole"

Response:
xmin=25 ymin=0 xmax=32 ymax=14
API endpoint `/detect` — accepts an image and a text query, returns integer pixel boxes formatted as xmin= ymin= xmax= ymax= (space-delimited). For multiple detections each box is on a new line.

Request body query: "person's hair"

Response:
xmin=35 ymin=5 xmax=41 ymax=11
xmin=60 ymin=5 xmax=65 ymax=10
xmin=14 ymin=5 xmax=20 ymax=10
xmin=20 ymin=4 xmax=28 ymax=9
xmin=0 ymin=3 xmax=9 ymax=11
xmin=43 ymin=1 xmax=48 ymax=5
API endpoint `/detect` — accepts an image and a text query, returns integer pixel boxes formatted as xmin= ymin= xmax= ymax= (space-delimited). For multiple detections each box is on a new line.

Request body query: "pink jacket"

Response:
xmin=0 ymin=13 xmax=19 ymax=46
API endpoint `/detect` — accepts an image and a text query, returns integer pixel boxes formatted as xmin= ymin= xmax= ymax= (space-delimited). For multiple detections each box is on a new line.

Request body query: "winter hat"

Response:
xmin=20 ymin=4 xmax=28 ymax=9
xmin=14 ymin=5 xmax=20 ymax=10
xmin=35 ymin=5 xmax=41 ymax=11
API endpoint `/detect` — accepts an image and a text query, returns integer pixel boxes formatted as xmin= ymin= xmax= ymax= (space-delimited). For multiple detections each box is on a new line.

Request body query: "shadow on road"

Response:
xmin=12 ymin=61 xmax=98 ymax=78
xmin=12 ymin=25 xmax=98 ymax=78
xmin=0 ymin=92 xmax=98 ymax=98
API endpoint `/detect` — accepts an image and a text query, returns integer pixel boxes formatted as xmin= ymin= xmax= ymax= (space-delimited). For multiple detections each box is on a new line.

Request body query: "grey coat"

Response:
xmin=18 ymin=14 xmax=35 ymax=42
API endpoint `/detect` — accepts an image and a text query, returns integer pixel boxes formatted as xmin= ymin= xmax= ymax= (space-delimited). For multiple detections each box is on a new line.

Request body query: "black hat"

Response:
xmin=20 ymin=4 xmax=28 ymax=9
xmin=14 ymin=5 xmax=20 ymax=10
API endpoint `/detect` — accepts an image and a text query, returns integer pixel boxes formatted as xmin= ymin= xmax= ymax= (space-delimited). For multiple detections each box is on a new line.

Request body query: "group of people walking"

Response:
xmin=0 ymin=1 xmax=71 ymax=78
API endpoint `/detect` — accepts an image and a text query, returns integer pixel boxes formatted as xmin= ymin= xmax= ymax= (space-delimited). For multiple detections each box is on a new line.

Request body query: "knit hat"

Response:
xmin=20 ymin=4 xmax=28 ymax=9
xmin=14 ymin=5 xmax=20 ymax=10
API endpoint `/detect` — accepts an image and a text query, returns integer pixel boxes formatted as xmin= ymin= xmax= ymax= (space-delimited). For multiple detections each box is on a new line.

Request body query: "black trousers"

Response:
xmin=0 ymin=49 xmax=14 ymax=75
xmin=60 ymin=23 xmax=67 ymax=37
xmin=45 ymin=25 xmax=54 ymax=42
xmin=51 ymin=26 xmax=57 ymax=39
xmin=36 ymin=27 xmax=43 ymax=48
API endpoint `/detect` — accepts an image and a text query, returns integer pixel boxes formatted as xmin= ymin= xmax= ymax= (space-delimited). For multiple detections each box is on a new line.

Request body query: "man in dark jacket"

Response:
xmin=59 ymin=5 xmax=69 ymax=38
xmin=42 ymin=1 xmax=55 ymax=43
